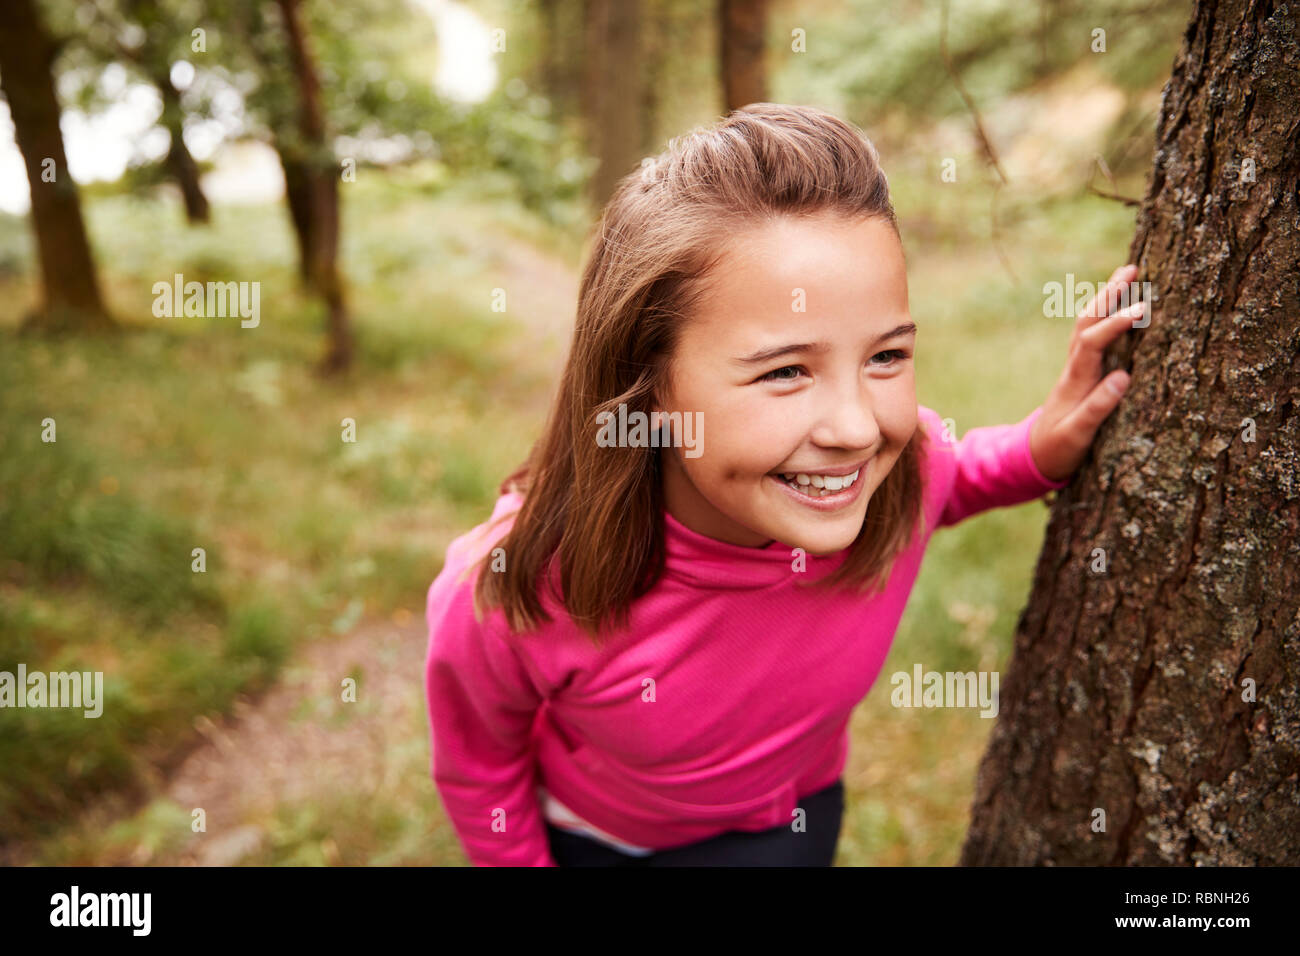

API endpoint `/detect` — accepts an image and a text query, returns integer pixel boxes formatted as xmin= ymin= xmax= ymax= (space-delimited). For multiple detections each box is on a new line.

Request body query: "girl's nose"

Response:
xmin=810 ymin=386 xmax=881 ymax=452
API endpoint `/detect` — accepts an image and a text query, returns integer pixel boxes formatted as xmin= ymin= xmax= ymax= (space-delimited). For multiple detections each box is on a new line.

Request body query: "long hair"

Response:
xmin=471 ymin=103 xmax=929 ymax=642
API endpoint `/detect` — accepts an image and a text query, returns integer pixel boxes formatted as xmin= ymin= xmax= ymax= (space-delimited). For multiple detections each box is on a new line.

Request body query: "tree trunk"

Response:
xmin=639 ymin=0 xmax=669 ymax=155
xmin=583 ymin=0 xmax=645 ymax=209
xmin=537 ymin=0 xmax=584 ymax=119
xmin=0 ymin=0 xmax=112 ymax=331
xmin=579 ymin=0 xmax=605 ymax=143
xmin=718 ymin=0 xmax=768 ymax=113
xmin=277 ymin=149 xmax=315 ymax=284
xmin=275 ymin=0 xmax=352 ymax=374
xmin=154 ymin=70 xmax=210 ymax=224
xmin=961 ymin=0 xmax=1300 ymax=866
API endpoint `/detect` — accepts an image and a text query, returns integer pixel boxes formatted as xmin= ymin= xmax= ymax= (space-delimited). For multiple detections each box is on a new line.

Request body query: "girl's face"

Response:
xmin=653 ymin=212 xmax=918 ymax=555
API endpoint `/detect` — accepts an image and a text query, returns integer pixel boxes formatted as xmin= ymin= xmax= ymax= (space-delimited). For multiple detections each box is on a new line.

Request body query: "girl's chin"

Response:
xmin=767 ymin=517 xmax=864 ymax=554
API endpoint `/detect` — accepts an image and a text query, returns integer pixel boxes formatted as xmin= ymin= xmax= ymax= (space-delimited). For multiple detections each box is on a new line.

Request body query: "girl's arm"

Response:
xmin=931 ymin=405 xmax=1071 ymax=528
xmin=424 ymin=570 xmax=556 ymax=867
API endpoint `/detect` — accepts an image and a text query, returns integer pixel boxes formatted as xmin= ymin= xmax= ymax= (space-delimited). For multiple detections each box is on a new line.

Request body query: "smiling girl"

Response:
xmin=424 ymin=103 xmax=1139 ymax=867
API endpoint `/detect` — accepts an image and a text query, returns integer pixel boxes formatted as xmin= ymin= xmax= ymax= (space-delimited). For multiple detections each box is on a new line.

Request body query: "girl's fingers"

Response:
xmin=1056 ymin=372 xmax=1129 ymax=447
xmin=1075 ymin=263 xmax=1140 ymax=331
xmin=1055 ymin=305 xmax=1142 ymax=404
xmin=1078 ymin=303 xmax=1145 ymax=347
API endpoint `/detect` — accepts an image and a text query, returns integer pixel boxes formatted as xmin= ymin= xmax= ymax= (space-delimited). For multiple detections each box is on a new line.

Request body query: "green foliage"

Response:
xmin=0 ymin=585 xmax=289 ymax=843
xmin=222 ymin=600 xmax=291 ymax=692
xmin=435 ymin=85 xmax=594 ymax=223
xmin=790 ymin=0 xmax=1190 ymax=124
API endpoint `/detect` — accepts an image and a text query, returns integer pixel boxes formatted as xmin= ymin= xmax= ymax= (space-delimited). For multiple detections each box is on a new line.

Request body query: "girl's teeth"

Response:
xmin=779 ymin=469 xmax=861 ymax=497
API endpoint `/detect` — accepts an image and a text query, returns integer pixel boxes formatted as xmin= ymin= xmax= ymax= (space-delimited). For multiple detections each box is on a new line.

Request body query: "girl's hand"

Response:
xmin=1030 ymin=263 xmax=1143 ymax=483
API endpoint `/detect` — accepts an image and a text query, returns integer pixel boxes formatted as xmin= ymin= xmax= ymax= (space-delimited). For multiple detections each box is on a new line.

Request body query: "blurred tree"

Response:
xmin=0 ymin=0 xmax=112 ymax=331
xmin=537 ymin=0 xmax=683 ymax=210
xmin=719 ymin=0 xmax=767 ymax=112
xmin=536 ymin=0 xmax=585 ymax=119
xmin=582 ymin=0 xmax=646 ymax=208
xmin=78 ymin=0 xmax=212 ymax=224
xmin=639 ymin=0 xmax=669 ymax=151
xmin=225 ymin=0 xmax=353 ymax=373
xmin=274 ymin=0 xmax=351 ymax=374
xmin=961 ymin=0 xmax=1300 ymax=865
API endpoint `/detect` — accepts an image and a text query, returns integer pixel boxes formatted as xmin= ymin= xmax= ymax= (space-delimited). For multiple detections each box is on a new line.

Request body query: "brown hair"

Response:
xmin=471 ymin=103 xmax=928 ymax=642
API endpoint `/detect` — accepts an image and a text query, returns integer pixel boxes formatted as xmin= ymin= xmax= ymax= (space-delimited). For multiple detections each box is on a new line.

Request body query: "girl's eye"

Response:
xmin=758 ymin=365 xmax=805 ymax=382
xmin=757 ymin=351 xmax=908 ymax=383
xmin=870 ymin=349 xmax=908 ymax=366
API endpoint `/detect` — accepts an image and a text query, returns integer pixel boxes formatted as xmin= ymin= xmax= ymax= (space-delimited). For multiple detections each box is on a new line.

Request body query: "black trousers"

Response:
xmin=545 ymin=778 xmax=845 ymax=867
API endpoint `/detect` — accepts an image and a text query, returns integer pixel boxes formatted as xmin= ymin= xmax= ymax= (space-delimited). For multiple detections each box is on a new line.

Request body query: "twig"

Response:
xmin=939 ymin=0 xmax=1016 ymax=283
xmin=938 ymin=0 xmax=1008 ymax=185
xmin=1087 ymin=156 xmax=1141 ymax=206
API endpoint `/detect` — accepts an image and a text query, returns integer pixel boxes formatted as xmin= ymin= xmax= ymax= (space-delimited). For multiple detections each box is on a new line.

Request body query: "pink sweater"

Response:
xmin=424 ymin=404 xmax=1069 ymax=866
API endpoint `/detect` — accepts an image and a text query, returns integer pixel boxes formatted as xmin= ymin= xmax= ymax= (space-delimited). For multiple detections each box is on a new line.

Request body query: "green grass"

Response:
xmin=0 ymin=172 xmax=576 ymax=853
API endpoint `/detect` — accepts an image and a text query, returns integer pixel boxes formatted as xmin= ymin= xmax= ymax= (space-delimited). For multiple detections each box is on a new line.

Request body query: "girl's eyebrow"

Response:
xmin=732 ymin=322 xmax=918 ymax=366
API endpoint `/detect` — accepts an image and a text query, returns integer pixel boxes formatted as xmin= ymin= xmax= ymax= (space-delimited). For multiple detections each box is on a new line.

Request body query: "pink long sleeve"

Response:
xmin=930 ymin=405 xmax=1071 ymax=528
xmin=424 ymin=557 xmax=557 ymax=867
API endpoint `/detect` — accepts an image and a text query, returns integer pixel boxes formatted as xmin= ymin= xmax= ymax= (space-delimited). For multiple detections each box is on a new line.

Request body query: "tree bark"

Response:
xmin=718 ymin=0 xmax=768 ymax=113
xmin=275 ymin=0 xmax=352 ymax=374
xmin=961 ymin=0 xmax=1300 ymax=866
xmin=0 ymin=0 xmax=112 ymax=330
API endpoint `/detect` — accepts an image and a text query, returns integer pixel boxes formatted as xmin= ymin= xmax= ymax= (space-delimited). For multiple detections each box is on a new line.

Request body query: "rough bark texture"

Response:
xmin=0 ymin=0 xmax=111 ymax=330
xmin=275 ymin=0 xmax=352 ymax=374
xmin=719 ymin=0 xmax=768 ymax=112
xmin=961 ymin=0 xmax=1300 ymax=866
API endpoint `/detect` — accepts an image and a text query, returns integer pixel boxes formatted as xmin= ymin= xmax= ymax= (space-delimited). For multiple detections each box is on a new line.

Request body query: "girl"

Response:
xmin=424 ymin=103 xmax=1139 ymax=867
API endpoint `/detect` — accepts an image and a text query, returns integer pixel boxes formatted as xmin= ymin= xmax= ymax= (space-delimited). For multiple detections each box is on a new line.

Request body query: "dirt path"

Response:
xmin=154 ymin=617 xmax=428 ymax=865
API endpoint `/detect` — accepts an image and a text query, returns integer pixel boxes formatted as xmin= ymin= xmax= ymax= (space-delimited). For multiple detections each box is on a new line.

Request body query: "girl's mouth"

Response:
xmin=767 ymin=464 xmax=867 ymax=511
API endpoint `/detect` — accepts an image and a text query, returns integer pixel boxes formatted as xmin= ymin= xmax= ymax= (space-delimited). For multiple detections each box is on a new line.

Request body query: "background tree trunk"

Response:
xmin=277 ymin=150 xmax=316 ymax=284
xmin=961 ymin=0 xmax=1300 ymax=866
xmin=537 ymin=0 xmax=585 ymax=120
xmin=116 ymin=0 xmax=211 ymax=225
xmin=275 ymin=0 xmax=353 ymax=374
xmin=153 ymin=69 xmax=210 ymax=224
xmin=718 ymin=0 xmax=768 ymax=112
xmin=583 ymin=0 xmax=645 ymax=210
xmin=0 ymin=0 xmax=112 ymax=331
